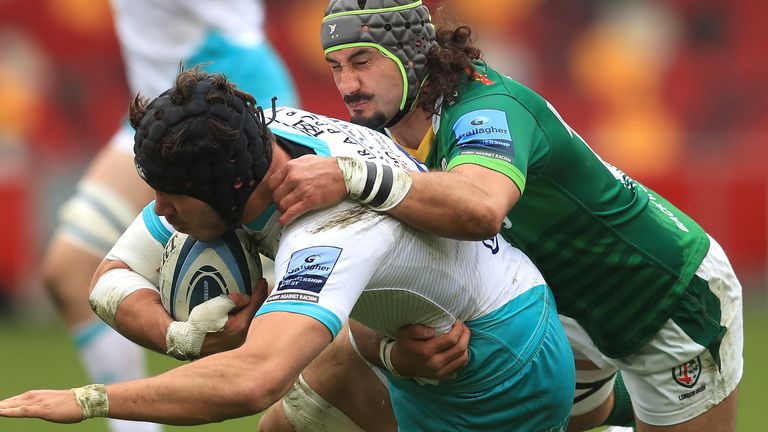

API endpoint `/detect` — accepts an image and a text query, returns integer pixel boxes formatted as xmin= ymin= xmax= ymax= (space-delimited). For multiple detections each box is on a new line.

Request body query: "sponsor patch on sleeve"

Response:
xmin=276 ymin=246 xmax=342 ymax=293
xmin=452 ymin=109 xmax=513 ymax=150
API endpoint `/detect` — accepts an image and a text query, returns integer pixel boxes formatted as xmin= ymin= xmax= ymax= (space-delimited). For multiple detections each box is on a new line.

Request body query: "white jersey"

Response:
xmin=107 ymin=1 xmax=297 ymax=153
xmin=107 ymin=107 xmax=547 ymax=338
xmin=110 ymin=0 xmax=265 ymax=97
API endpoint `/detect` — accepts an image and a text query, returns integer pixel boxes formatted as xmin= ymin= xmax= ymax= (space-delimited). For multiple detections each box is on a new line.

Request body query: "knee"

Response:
xmin=258 ymin=402 xmax=294 ymax=432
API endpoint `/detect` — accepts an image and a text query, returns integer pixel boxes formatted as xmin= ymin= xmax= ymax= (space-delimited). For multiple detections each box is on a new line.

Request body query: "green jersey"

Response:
xmin=422 ymin=62 xmax=710 ymax=358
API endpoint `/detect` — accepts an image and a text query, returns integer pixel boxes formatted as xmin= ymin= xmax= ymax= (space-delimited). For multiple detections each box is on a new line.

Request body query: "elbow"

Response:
xmin=464 ymin=201 xmax=507 ymax=240
xmin=240 ymin=371 xmax=295 ymax=414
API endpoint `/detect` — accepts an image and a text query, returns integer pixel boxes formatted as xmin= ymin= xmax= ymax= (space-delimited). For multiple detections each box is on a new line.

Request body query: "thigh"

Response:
xmin=300 ymin=324 xmax=395 ymax=432
xmin=616 ymin=236 xmax=743 ymax=427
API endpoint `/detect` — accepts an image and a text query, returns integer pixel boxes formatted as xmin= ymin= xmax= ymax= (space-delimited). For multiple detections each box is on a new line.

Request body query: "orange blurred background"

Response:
xmin=0 ymin=0 xmax=766 ymax=311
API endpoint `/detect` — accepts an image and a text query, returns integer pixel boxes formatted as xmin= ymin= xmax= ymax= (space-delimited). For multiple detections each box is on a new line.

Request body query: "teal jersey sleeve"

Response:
xmin=142 ymin=201 xmax=173 ymax=246
xmin=255 ymin=302 xmax=343 ymax=338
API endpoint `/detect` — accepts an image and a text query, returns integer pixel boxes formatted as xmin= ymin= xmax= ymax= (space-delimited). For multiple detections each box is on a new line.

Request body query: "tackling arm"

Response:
xmin=388 ymin=164 xmax=519 ymax=240
xmin=0 ymin=313 xmax=332 ymax=425
xmin=270 ymin=156 xmax=519 ymax=240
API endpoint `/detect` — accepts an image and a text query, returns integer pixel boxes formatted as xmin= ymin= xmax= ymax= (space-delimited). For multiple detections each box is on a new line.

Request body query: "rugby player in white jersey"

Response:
xmin=40 ymin=3 xmax=297 ymax=431
xmin=2 ymin=69 xmax=574 ymax=431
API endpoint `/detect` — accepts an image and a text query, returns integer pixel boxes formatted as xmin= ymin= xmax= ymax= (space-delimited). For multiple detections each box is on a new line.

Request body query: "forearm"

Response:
xmin=389 ymin=169 xmax=512 ymax=240
xmin=106 ymin=313 xmax=330 ymax=425
xmin=112 ymin=290 xmax=173 ymax=354
xmin=106 ymin=350 xmax=263 ymax=425
xmin=89 ymin=259 xmax=172 ymax=354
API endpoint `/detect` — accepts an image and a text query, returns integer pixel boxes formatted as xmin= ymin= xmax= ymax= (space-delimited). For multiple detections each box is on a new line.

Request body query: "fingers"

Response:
xmin=267 ymin=165 xmax=288 ymax=192
xmin=228 ymin=292 xmax=251 ymax=309
xmin=245 ymin=279 xmax=268 ymax=314
xmin=398 ymin=324 xmax=436 ymax=340
xmin=278 ymin=200 xmax=311 ymax=226
xmin=424 ymin=320 xmax=468 ymax=352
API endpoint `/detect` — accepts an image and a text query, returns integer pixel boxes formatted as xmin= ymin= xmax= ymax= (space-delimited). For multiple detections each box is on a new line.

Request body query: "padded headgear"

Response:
xmin=133 ymin=77 xmax=271 ymax=225
xmin=321 ymin=0 xmax=436 ymax=114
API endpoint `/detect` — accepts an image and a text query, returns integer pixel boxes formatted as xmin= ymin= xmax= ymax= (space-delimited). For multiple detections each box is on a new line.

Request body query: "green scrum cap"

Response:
xmin=321 ymin=0 xmax=436 ymax=112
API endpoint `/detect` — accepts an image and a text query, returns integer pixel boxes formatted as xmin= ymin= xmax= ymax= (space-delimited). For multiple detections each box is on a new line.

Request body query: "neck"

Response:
xmin=387 ymin=106 xmax=432 ymax=149
xmin=240 ymin=141 xmax=287 ymax=224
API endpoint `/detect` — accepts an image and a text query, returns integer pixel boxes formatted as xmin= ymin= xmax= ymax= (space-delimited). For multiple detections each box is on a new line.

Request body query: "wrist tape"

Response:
xmin=71 ymin=384 xmax=109 ymax=419
xmin=378 ymin=337 xmax=401 ymax=376
xmin=165 ymin=295 xmax=236 ymax=360
xmin=337 ymin=156 xmax=412 ymax=211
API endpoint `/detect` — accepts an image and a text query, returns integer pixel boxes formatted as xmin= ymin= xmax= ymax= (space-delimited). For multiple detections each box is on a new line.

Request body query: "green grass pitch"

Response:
xmin=1 ymin=306 xmax=766 ymax=431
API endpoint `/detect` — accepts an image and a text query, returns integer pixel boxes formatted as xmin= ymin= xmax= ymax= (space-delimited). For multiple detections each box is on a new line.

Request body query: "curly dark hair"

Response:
xmin=128 ymin=66 xmax=259 ymax=158
xmin=415 ymin=24 xmax=483 ymax=115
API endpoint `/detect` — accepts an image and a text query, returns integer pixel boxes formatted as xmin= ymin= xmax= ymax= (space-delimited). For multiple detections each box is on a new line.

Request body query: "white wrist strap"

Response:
xmin=71 ymin=384 xmax=109 ymax=419
xmin=165 ymin=295 xmax=236 ymax=360
xmin=89 ymin=268 xmax=156 ymax=328
xmin=337 ymin=156 xmax=413 ymax=211
xmin=378 ymin=337 xmax=401 ymax=376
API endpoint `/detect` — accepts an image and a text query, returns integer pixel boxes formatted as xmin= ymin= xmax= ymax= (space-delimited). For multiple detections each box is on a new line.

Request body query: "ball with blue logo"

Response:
xmin=158 ymin=229 xmax=262 ymax=321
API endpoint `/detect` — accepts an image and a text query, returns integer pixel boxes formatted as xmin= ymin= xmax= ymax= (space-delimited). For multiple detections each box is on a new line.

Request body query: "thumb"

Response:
xmin=187 ymin=295 xmax=237 ymax=331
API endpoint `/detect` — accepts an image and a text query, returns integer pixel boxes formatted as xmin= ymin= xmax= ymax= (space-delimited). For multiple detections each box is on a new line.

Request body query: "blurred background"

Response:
xmin=0 ymin=0 xmax=765 ymax=431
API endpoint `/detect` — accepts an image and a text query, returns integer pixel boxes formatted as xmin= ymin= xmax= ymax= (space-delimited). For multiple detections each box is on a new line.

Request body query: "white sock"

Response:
xmin=75 ymin=319 xmax=162 ymax=432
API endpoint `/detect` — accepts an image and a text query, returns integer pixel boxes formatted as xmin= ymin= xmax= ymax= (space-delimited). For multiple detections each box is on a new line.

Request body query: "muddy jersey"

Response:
xmin=417 ymin=63 xmax=711 ymax=358
xmin=109 ymin=108 xmax=545 ymax=342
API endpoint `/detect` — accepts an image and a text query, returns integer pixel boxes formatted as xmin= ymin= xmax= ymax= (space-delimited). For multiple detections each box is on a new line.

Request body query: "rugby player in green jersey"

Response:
xmin=265 ymin=1 xmax=743 ymax=431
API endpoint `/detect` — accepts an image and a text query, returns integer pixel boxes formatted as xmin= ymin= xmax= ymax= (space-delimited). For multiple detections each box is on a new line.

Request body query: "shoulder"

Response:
xmin=271 ymin=107 xmax=425 ymax=172
xmin=279 ymin=202 xmax=399 ymax=251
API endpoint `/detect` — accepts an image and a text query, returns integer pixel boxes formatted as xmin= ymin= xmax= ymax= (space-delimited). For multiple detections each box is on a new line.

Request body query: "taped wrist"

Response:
xmin=165 ymin=295 xmax=236 ymax=360
xmin=337 ymin=156 xmax=412 ymax=211
xmin=71 ymin=384 xmax=109 ymax=419
xmin=378 ymin=337 xmax=401 ymax=376
xmin=165 ymin=321 xmax=207 ymax=360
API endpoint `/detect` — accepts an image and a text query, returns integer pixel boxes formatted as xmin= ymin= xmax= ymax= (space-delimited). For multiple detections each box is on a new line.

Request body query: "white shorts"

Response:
xmin=562 ymin=235 xmax=743 ymax=426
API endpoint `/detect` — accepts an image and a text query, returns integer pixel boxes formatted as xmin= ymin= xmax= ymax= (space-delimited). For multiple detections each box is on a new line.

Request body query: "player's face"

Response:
xmin=153 ymin=191 xmax=227 ymax=241
xmin=326 ymin=47 xmax=403 ymax=129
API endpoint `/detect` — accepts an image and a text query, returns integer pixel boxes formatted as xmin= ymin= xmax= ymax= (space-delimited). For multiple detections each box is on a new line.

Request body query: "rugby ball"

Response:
xmin=158 ymin=229 xmax=262 ymax=321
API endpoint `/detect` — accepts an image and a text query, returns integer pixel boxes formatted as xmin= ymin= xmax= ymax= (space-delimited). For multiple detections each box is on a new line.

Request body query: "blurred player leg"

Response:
xmin=41 ymin=129 xmax=160 ymax=432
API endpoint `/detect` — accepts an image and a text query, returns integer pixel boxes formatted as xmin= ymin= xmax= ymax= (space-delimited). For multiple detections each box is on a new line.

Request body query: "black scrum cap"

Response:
xmin=133 ymin=77 xmax=271 ymax=225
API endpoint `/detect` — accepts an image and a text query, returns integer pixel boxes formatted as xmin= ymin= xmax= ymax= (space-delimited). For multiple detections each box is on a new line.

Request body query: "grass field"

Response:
xmin=1 ymin=305 xmax=766 ymax=432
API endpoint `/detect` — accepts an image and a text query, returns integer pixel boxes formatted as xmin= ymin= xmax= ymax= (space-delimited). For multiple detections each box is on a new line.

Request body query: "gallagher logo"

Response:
xmin=470 ymin=116 xmax=490 ymax=126
xmin=672 ymin=356 xmax=702 ymax=388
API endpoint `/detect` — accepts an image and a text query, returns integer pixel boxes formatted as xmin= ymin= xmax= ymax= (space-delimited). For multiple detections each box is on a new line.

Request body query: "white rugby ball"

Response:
xmin=158 ymin=229 xmax=262 ymax=321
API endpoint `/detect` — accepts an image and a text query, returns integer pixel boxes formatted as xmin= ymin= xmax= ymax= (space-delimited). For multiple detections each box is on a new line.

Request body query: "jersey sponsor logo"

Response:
xmin=672 ymin=356 xmax=702 ymax=389
xmin=277 ymin=246 xmax=342 ymax=293
xmin=266 ymin=292 xmax=320 ymax=303
xmin=456 ymin=149 xmax=513 ymax=164
xmin=453 ymin=109 xmax=514 ymax=151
